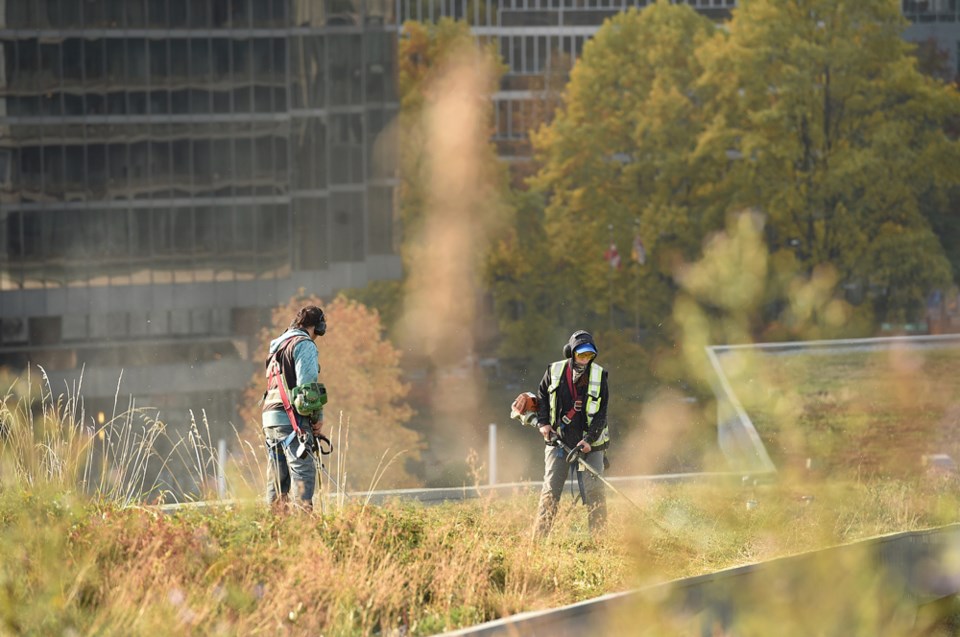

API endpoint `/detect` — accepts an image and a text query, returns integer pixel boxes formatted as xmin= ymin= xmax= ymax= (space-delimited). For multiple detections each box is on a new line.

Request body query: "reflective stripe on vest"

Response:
xmin=547 ymin=360 xmax=607 ymax=446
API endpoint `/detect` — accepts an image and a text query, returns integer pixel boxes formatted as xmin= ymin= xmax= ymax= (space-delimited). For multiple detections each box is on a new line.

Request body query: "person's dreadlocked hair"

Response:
xmin=290 ymin=305 xmax=324 ymax=330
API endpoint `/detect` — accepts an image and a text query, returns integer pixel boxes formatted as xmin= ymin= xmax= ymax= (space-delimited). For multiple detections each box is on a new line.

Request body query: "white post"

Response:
xmin=217 ymin=438 xmax=227 ymax=499
xmin=488 ymin=424 xmax=497 ymax=486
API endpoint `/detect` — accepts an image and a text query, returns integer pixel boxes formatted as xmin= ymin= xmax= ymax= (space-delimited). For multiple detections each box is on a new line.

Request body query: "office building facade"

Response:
xmin=0 ymin=1 xmax=401 ymax=430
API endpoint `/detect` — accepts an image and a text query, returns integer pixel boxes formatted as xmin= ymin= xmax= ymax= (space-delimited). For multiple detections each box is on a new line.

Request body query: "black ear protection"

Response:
xmin=563 ymin=330 xmax=593 ymax=358
xmin=316 ymin=314 xmax=327 ymax=336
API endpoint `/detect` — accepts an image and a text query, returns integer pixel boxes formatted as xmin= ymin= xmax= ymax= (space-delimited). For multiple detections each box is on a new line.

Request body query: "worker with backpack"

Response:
xmin=261 ymin=305 xmax=328 ymax=512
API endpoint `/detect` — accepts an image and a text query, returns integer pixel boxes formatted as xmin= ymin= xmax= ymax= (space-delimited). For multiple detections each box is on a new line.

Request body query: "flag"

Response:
xmin=604 ymin=242 xmax=621 ymax=270
xmin=631 ymin=233 xmax=646 ymax=265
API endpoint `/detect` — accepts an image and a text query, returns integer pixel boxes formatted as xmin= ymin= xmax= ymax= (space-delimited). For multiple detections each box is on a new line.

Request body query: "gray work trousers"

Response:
xmin=264 ymin=421 xmax=316 ymax=509
xmin=533 ymin=444 xmax=607 ymax=537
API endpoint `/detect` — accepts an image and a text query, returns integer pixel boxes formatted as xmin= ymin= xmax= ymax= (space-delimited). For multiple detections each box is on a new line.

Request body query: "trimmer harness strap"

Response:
xmin=266 ymin=336 xmax=308 ymax=436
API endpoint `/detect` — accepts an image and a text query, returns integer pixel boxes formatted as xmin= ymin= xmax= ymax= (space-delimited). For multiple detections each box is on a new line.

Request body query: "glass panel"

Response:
xmin=291 ymin=35 xmax=325 ymax=108
xmin=294 ymin=197 xmax=329 ymax=269
xmin=83 ymin=0 xmax=107 ymax=27
xmin=190 ymin=39 xmax=211 ymax=82
xmin=147 ymin=0 xmax=167 ymax=28
xmin=211 ymin=39 xmax=230 ymax=80
xmin=253 ymin=0 xmax=271 ymax=24
xmin=105 ymin=39 xmax=126 ymax=85
xmin=64 ymin=146 xmax=84 ymax=193
xmin=62 ymin=39 xmax=83 ymax=84
xmin=326 ymin=0 xmax=359 ymax=25
xmin=366 ymin=32 xmax=388 ymax=103
xmin=274 ymin=136 xmax=289 ymax=175
xmin=211 ymin=0 xmax=231 ymax=26
xmin=212 ymin=138 xmax=232 ymax=188
xmin=133 ymin=209 xmax=152 ymax=255
xmin=86 ymin=144 xmax=106 ymax=193
xmin=105 ymin=210 xmax=130 ymax=258
xmin=149 ymin=140 xmax=171 ymax=188
xmin=170 ymin=38 xmax=189 ymax=84
xmin=149 ymin=39 xmax=168 ymax=82
xmin=128 ymin=1 xmax=147 ymax=28
xmin=171 ymin=89 xmax=189 ymax=114
xmin=235 ymin=136 xmax=252 ymax=184
xmin=15 ymin=40 xmax=40 ymax=91
xmin=195 ymin=207 xmax=218 ymax=255
xmin=367 ymin=185 xmax=394 ymax=255
xmin=172 ymin=207 xmax=193 ymax=255
xmin=329 ymin=35 xmax=362 ymax=106
xmin=272 ymin=37 xmax=287 ymax=75
xmin=235 ymin=204 xmax=255 ymax=252
xmin=271 ymin=0 xmax=289 ymax=27
xmin=293 ymin=117 xmax=326 ymax=190
xmin=169 ymin=0 xmax=188 ymax=26
xmin=230 ymin=0 xmax=251 ymax=27
xmin=107 ymin=144 xmax=129 ymax=196
xmin=367 ymin=108 xmax=397 ymax=179
xmin=329 ymin=113 xmax=363 ymax=184
xmin=330 ymin=192 xmax=363 ymax=262
xmin=254 ymin=136 xmax=274 ymax=181
xmin=105 ymin=0 xmax=125 ymax=27
xmin=128 ymin=39 xmax=148 ymax=86
xmin=43 ymin=146 xmax=64 ymax=196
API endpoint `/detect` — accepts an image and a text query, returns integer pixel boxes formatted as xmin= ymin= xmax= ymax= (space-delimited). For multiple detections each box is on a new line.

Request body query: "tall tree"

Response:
xmin=695 ymin=0 xmax=960 ymax=322
xmin=530 ymin=1 xmax=719 ymax=327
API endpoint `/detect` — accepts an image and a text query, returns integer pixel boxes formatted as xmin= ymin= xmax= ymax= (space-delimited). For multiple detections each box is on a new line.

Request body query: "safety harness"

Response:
xmin=265 ymin=335 xmax=310 ymax=450
xmin=547 ymin=360 xmax=607 ymax=446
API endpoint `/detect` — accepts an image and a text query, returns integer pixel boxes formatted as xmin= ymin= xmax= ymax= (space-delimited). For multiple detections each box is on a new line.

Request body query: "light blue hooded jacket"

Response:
xmin=262 ymin=328 xmax=320 ymax=428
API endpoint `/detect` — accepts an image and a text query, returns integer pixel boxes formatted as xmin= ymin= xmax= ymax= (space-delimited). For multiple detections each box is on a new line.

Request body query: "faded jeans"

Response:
xmin=263 ymin=410 xmax=316 ymax=509
xmin=533 ymin=444 xmax=607 ymax=537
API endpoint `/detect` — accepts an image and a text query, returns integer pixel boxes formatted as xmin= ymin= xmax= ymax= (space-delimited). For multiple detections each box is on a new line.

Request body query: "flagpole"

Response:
xmin=634 ymin=218 xmax=640 ymax=340
xmin=608 ymin=223 xmax=614 ymax=329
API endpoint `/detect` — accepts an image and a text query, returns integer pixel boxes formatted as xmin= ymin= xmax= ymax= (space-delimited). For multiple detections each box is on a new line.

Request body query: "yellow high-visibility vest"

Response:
xmin=546 ymin=360 xmax=607 ymax=446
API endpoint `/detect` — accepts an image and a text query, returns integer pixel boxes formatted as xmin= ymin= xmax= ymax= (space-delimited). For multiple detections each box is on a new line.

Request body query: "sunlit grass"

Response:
xmin=0 ymin=368 xmax=268 ymax=506
xmin=4 ymin=364 xmax=960 ymax=634
xmin=3 ymin=477 xmax=959 ymax=635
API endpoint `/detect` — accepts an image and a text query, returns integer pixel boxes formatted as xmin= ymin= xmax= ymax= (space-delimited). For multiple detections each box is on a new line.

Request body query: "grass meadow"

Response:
xmin=2 ymin=342 xmax=960 ymax=635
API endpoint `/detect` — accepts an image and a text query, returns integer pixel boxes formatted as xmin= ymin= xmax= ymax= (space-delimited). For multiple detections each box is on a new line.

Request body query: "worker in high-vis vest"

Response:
xmin=533 ymin=330 xmax=610 ymax=537
xmin=261 ymin=305 xmax=327 ymax=512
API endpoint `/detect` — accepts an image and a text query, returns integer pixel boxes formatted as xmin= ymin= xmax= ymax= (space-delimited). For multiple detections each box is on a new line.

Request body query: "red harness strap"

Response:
xmin=267 ymin=337 xmax=307 ymax=435
xmin=560 ymin=362 xmax=584 ymax=425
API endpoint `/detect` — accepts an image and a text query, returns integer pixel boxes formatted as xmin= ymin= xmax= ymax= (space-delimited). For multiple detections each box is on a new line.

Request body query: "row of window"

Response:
xmin=396 ymin=0 xmax=947 ymax=25
xmin=499 ymin=34 xmax=586 ymax=76
xmin=11 ymin=137 xmax=289 ymax=199
xmin=1 ymin=191 xmax=395 ymax=290
xmin=5 ymin=88 xmax=290 ymax=118
xmin=0 ymin=310 xmax=237 ymax=347
xmin=2 ymin=108 xmax=396 ymax=197
xmin=902 ymin=1 xmax=960 ymax=21
xmin=395 ymin=0 xmax=732 ymax=24
xmin=1 ymin=34 xmax=397 ymax=109
xmin=62 ymin=309 xmax=235 ymax=343
xmin=6 ymin=204 xmax=289 ymax=261
xmin=6 ymin=0 xmax=396 ymax=30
